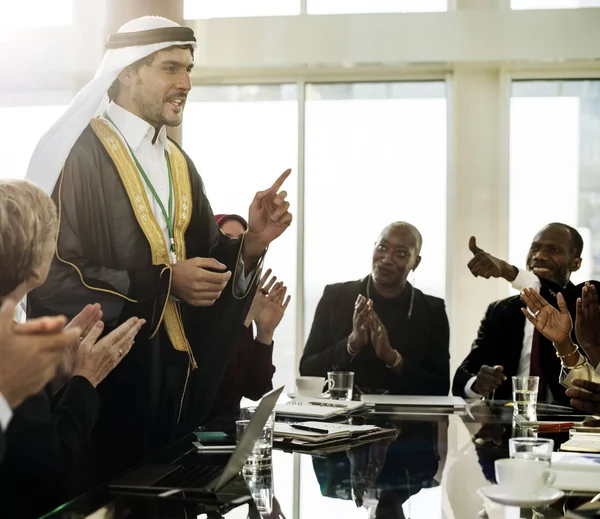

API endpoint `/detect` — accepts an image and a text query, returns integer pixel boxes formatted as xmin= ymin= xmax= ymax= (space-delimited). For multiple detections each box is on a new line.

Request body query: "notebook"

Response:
xmin=275 ymin=397 xmax=366 ymax=420
xmin=360 ymin=395 xmax=467 ymax=408
xmin=560 ymin=432 xmax=600 ymax=453
xmin=273 ymin=422 xmax=399 ymax=454
xmin=274 ymin=421 xmax=379 ymax=443
xmin=552 ymin=452 xmax=600 ymax=492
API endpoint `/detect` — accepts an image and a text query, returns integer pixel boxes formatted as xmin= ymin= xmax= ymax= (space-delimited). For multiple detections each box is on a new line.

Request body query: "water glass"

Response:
xmin=327 ymin=371 xmax=354 ymax=400
xmin=511 ymin=416 xmax=538 ymax=439
xmin=512 ymin=376 xmax=539 ymax=419
xmin=509 ymin=437 xmax=554 ymax=465
xmin=245 ymin=472 xmax=273 ymax=515
xmin=236 ymin=407 xmax=274 ymax=477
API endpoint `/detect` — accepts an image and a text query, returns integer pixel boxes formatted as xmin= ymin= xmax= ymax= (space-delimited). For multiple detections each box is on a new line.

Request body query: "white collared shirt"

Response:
xmin=464 ymin=268 xmax=600 ymax=398
xmin=102 ymin=102 xmax=252 ymax=292
xmin=0 ymin=393 xmax=12 ymax=431
xmin=103 ymin=102 xmax=174 ymax=249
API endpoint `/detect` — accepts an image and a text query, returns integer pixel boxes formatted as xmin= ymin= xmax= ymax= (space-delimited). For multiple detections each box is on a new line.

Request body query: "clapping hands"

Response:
xmin=575 ymin=282 xmax=600 ymax=367
xmin=245 ymin=269 xmax=291 ymax=345
xmin=348 ymin=295 xmax=398 ymax=366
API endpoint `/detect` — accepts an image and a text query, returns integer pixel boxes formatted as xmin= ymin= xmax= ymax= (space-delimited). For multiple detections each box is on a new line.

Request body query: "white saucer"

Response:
xmin=478 ymin=485 xmax=564 ymax=508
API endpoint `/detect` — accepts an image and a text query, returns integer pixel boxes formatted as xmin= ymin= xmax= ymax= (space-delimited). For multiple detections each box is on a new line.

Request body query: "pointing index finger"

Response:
xmin=270 ymin=169 xmax=291 ymax=193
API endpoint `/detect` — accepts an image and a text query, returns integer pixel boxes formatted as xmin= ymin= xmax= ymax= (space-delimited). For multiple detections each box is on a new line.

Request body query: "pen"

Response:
xmin=290 ymin=424 xmax=330 ymax=434
xmin=308 ymin=402 xmax=347 ymax=408
xmin=538 ymin=423 xmax=574 ymax=433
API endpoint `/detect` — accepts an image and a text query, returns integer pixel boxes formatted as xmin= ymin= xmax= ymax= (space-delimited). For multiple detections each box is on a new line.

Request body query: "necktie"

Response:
xmin=529 ymin=329 xmax=547 ymax=401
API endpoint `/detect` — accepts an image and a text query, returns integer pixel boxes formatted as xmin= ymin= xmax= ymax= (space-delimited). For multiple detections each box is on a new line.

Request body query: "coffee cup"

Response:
xmin=494 ymin=458 xmax=555 ymax=498
xmin=295 ymin=376 xmax=325 ymax=397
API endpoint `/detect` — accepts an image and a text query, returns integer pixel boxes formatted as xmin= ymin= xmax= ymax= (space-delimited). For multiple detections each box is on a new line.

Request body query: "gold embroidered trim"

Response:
xmin=55 ymin=172 xmax=138 ymax=303
xmin=91 ymin=119 xmax=196 ymax=367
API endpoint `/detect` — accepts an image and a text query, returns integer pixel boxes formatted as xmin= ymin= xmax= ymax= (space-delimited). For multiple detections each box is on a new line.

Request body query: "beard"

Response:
xmin=131 ymin=80 xmax=184 ymax=128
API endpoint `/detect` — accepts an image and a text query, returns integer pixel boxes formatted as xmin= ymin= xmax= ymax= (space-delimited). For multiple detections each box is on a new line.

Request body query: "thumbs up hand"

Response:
xmin=467 ymin=236 xmax=517 ymax=281
xmin=469 ymin=236 xmax=483 ymax=256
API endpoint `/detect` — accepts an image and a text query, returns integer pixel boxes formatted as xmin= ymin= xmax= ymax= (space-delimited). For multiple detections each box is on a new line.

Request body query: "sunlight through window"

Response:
xmin=2 ymin=0 xmax=73 ymax=28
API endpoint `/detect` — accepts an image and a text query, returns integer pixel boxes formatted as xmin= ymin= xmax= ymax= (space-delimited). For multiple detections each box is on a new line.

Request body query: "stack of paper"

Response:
xmin=274 ymin=421 xmax=379 ymax=442
xmin=273 ymin=420 xmax=398 ymax=454
xmin=274 ymin=397 xmax=366 ymax=420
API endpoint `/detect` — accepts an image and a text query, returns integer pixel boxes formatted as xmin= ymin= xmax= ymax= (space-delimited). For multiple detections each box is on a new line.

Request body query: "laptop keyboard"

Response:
xmin=154 ymin=465 xmax=224 ymax=489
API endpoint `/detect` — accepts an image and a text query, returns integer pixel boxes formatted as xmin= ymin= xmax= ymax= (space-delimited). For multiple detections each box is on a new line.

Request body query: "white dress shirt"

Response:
xmin=102 ymin=103 xmax=252 ymax=293
xmin=464 ymin=268 xmax=600 ymax=398
xmin=0 ymin=393 xmax=12 ymax=431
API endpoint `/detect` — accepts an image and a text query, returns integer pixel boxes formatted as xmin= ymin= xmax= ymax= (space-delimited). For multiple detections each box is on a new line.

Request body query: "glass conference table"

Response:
xmin=42 ymin=401 xmax=596 ymax=519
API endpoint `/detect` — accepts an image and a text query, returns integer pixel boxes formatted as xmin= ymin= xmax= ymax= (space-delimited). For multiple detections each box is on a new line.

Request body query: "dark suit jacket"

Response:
xmin=451 ymin=279 xmax=598 ymax=406
xmin=209 ymin=323 xmax=276 ymax=420
xmin=0 ymin=376 xmax=99 ymax=518
xmin=300 ymin=278 xmax=450 ymax=396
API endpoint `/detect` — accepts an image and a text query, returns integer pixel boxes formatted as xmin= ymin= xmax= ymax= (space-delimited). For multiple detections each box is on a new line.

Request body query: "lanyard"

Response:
xmin=103 ymin=113 xmax=176 ymax=263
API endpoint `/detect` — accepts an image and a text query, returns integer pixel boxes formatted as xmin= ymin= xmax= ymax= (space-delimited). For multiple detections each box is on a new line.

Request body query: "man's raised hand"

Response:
xmin=467 ymin=237 xmax=517 ymax=281
xmin=246 ymin=170 xmax=293 ymax=254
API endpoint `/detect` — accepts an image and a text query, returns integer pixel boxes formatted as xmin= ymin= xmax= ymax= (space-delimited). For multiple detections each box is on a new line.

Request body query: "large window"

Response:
xmin=308 ymin=0 xmax=447 ymax=14
xmin=510 ymin=80 xmax=600 ymax=285
xmin=184 ymin=0 xmax=446 ymax=17
xmin=183 ymin=85 xmax=298 ymax=391
xmin=0 ymin=104 xmax=68 ymax=180
xmin=184 ymin=0 xmax=300 ymax=19
xmin=304 ymin=81 xmax=447 ymax=338
xmin=512 ymin=0 xmax=600 ymax=8
xmin=2 ymin=0 xmax=73 ymax=27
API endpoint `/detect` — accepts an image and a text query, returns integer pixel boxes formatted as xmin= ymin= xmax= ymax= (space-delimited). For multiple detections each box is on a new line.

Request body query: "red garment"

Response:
xmin=529 ymin=329 xmax=547 ymax=400
xmin=209 ymin=323 xmax=276 ymax=418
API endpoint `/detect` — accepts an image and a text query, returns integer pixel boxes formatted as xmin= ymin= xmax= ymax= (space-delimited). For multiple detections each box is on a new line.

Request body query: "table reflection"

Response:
xmin=308 ymin=421 xmax=441 ymax=519
xmin=42 ymin=402 xmax=595 ymax=519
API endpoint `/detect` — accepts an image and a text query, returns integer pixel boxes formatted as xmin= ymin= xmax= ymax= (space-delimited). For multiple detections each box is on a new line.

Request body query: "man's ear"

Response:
xmin=27 ymin=265 xmax=44 ymax=288
xmin=572 ymin=257 xmax=582 ymax=273
xmin=413 ymin=255 xmax=422 ymax=272
xmin=118 ymin=66 xmax=138 ymax=88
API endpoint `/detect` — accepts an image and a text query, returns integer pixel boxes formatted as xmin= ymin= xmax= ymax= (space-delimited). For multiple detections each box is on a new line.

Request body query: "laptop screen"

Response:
xmin=211 ymin=386 xmax=283 ymax=491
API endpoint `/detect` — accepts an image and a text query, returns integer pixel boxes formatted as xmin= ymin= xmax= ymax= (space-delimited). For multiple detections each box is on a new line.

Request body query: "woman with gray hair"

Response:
xmin=0 ymin=179 xmax=145 ymax=518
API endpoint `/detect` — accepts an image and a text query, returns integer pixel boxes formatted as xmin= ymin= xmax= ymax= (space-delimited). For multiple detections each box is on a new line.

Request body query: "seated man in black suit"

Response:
xmin=453 ymin=222 xmax=587 ymax=404
xmin=300 ymin=221 xmax=450 ymax=396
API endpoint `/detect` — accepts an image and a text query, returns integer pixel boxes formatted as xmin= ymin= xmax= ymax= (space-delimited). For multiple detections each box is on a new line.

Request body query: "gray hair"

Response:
xmin=0 ymin=180 xmax=57 ymax=297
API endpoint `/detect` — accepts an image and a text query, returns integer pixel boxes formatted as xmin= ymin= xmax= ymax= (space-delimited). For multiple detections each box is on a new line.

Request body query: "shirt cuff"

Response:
xmin=464 ymin=376 xmax=484 ymax=399
xmin=561 ymin=354 xmax=595 ymax=388
xmin=594 ymin=363 xmax=600 ymax=383
xmin=234 ymin=257 xmax=254 ymax=296
xmin=511 ymin=268 xmax=541 ymax=292
xmin=0 ymin=392 xmax=13 ymax=431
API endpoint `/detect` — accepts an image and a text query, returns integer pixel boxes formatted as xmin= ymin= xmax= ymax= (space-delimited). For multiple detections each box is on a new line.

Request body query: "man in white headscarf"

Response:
xmin=26 ymin=16 xmax=292 ymax=484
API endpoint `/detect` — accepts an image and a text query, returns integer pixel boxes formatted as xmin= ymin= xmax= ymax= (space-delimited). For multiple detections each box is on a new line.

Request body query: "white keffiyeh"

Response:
xmin=25 ymin=16 xmax=198 ymax=195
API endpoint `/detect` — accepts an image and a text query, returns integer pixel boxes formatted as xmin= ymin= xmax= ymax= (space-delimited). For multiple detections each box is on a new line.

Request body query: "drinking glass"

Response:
xmin=512 ymin=376 xmax=539 ymax=420
xmin=326 ymin=371 xmax=354 ymax=400
xmin=509 ymin=437 xmax=554 ymax=465
xmin=236 ymin=407 xmax=274 ymax=477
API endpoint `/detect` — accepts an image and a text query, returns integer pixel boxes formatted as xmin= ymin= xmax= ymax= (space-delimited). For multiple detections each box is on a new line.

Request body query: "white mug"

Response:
xmin=295 ymin=376 xmax=325 ymax=397
xmin=495 ymin=458 xmax=555 ymax=498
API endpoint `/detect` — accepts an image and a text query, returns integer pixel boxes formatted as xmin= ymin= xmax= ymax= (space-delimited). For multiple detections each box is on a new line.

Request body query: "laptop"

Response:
xmin=109 ymin=386 xmax=283 ymax=508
